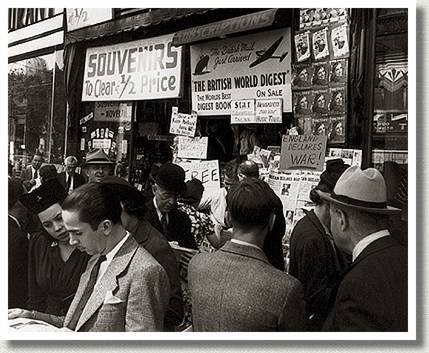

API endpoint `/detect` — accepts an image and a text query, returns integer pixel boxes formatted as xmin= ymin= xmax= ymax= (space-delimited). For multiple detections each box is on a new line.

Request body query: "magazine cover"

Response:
xmin=292 ymin=64 xmax=313 ymax=89
xmin=294 ymin=31 xmax=311 ymax=62
xmin=311 ymin=62 xmax=330 ymax=87
xmin=312 ymin=27 xmax=330 ymax=60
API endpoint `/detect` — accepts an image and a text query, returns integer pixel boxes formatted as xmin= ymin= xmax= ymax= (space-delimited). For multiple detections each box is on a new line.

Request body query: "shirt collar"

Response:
xmin=153 ymin=197 xmax=168 ymax=223
xmin=105 ymin=231 xmax=130 ymax=263
xmin=352 ymin=229 xmax=390 ymax=262
xmin=231 ymin=238 xmax=261 ymax=250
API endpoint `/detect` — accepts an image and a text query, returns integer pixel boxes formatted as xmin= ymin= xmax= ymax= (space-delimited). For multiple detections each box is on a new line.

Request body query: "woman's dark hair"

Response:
xmin=39 ymin=164 xmax=58 ymax=183
xmin=62 ymin=183 xmax=122 ymax=230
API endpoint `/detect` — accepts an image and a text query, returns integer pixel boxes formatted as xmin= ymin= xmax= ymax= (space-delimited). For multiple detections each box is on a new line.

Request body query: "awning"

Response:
xmin=171 ymin=9 xmax=278 ymax=47
xmin=65 ymin=8 xmax=211 ymax=45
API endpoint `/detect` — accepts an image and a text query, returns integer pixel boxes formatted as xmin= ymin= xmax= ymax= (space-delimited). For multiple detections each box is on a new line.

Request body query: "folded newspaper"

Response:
xmin=9 ymin=318 xmax=71 ymax=332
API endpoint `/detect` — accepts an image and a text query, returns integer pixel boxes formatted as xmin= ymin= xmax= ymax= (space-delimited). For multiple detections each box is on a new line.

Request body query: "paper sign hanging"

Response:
xmin=177 ymin=136 xmax=208 ymax=159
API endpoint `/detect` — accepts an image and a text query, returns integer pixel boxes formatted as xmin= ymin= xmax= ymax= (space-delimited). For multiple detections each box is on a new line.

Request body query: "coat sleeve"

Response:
xmin=278 ymin=281 xmax=306 ymax=331
xmin=26 ymin=234 xmax=47 ymax=312
xmin=125 ymin=262 xmax=170 ymax=331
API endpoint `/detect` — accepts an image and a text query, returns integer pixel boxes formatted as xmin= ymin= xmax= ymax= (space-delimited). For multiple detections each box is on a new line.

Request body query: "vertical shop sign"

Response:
xmin=190 ymin=28 xmax=292 ymax=116
xmin=82 ymin=34 xmax=182 ymax=101
xmin=280 ymin=134 xmax=327 ymax=171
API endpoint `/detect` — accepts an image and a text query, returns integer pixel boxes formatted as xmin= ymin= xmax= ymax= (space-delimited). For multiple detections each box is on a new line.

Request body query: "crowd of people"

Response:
xmin=8 ymin=148 xmax=408 ymax=332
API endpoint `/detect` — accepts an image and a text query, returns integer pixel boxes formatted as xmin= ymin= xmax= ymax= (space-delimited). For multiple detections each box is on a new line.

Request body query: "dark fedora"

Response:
xmin=153 ymin=163 xmax=186 ymax=194
xmin=317 ymin=158 xmax=349 ymax=192
xmin=20 ymin=178 xmax=68 ymax=214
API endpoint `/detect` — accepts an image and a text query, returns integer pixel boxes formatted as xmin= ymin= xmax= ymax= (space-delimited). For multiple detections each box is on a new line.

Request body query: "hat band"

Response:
xmin=331 ymin=192 xmax=387 ymax=209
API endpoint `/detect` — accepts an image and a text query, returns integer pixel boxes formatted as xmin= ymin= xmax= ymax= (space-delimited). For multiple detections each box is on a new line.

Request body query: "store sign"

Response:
xmin=94 ymin=102 xmax=132 ymax=122
xmin=230 ymin=99 xmax=255 ymax=124
xmin=280 ymin=134 xmax=327 ymax=171
xmin=175 ymin=160 xmax=220 ymax=190
xmin=66 ymin=8 xmax=112 ymax=32
xmin=8 ymin=8 xmax=58 ymax=31
xmin=190 ymin=28 xmax=292 ymax=116
xmin=255 ymin=98 xmax=282 ymax=123
xmin=92 ymin=138 xmax=111 ymax=150
xmin=82 ymin=34 xmax=182 ymax=101
xmin=169 ymin=108 xmax=197 ymax=137
xmin=177 ymin=136 xmax=208 ymax=160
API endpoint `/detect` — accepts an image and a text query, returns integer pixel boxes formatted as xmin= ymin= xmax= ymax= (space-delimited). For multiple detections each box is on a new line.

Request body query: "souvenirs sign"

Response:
xmin=82 ymin=34 xmax=182 ymax=101
xmin=190 ymin=28 xmax=292 ymax=115
xmin=280 ymin=134 xmax=328 ymax=171
xmin=94 ymin=102 xmax=132 ymax=122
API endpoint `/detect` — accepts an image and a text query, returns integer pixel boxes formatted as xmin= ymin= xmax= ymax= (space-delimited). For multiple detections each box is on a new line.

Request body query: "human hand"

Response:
xmin=8 ymin=308 xmax=33 ymax=320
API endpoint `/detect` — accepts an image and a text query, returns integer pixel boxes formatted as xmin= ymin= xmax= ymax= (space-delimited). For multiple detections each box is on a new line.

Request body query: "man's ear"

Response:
xmin=100 ymin=219 xmax=113 ymax=236
xmin=337 ymin=208 xmax=348 ymax=232
xmin=225 ymin=210 xmax=232 ymax=228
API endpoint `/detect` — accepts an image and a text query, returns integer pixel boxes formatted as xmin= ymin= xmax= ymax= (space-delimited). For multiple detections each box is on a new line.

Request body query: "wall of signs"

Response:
xmin=293 ymin=8 xmax=350 ymax=145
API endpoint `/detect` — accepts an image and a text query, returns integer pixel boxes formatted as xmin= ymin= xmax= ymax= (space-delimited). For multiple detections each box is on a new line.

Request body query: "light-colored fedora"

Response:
xmin=83 ymin=148 xmax=115 ymax=166
xmin=317 ymin=165 xmax=401 ymax=214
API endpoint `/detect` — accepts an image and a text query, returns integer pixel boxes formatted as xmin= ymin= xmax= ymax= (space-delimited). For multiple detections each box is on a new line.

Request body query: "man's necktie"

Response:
xmin=33 ymin=169 xmax=38 ymax=179
xmin=67 ymin=255 xmax=106 ymax=330
xmin=161 ymin=213 xmax=169 ymax=239
xmin=65 ymin=175 xmax=71 ymax=193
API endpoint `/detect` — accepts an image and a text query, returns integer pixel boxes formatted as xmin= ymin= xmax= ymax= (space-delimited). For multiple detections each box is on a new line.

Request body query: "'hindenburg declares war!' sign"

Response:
xmin=280 ymin=135 xmax=328 ymax=171
xmin=190 ymin=28 xmax=292 ymax=116
xmin=82 ymin=34 xmax=182 ymax=101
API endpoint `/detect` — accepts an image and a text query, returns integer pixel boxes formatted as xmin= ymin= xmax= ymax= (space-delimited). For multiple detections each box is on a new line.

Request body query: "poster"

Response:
xmin=294 ymin=31 xmax=311 ymax=62
xmin=255 ymin=99 xmax=282 ymax=123
xmin=292 ymin=64 xmax=313 ymax=89
xmin=331 ymin=23 xmax=350 ymax=58
xmin=230 ymin=99 xmax=255 ymax=124
xmin=312 ymin=89 xmax=330 ymax=115
xmin=311 ymin=62 xmax=330 ymax=87
xmin=190 ymin=28 xmax=292 ymax=115
xmin=329 ymin=59 xmax=347 ymax=86
xmin=312 ymin=117 xmax=331 ymax=137
xmin=280 ymin=134 xmax=328 ymax=171
xmin=312 ymin=27 xmax=330 ymax=60
xmin=175 ymin=160 xmax=220 ymax=190
xmin=177 ymin=136 xmax=208 ymax=160
xmin=169 ymin=110 xmax=197 ymax=137
xmin=329 ymin=87 xmax=346 ymax=113
xmin=293 ymin=91 xmax=313 ymax=116
xmin=329 ymin=116 xmax=346 ymax=143
xmin=82 ymin=33 xmax=182 ymax=101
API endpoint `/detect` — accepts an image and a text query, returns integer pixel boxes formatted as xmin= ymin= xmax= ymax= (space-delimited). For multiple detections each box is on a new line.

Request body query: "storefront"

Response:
xmin=63 ymin=8 xmax=408 ymax=219
xmin=8 ymin=8 xmax=66 ymax=169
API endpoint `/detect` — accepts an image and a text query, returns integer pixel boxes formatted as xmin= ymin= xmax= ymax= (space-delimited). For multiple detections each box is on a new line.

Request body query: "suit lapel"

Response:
xmin=74 ymin=236 xmax=139 ymax=331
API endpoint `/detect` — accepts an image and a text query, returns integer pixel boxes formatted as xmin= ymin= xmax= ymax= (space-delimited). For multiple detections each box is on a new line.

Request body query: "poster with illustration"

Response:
xmin=311 ymin=89 xmax=331 ymax=115
xmin=331 ymin=23 xmax=349 ymax=58
xmin=312 ymin=27 xmax=330 ymax=60
xmin=292 ymin=64 xmax=313 ymax=89
xmin=299 ymin=8 xmax=316 ymax=29
xmin=311 ymin=62 xmax=330 ymax=87
xmin=329 ymin=59 xmax=348 ymax=86
xmin=312 ymin=116 xmax=331 ymax=137
xmin=328 ymin=115 xmax=346 ymax=143
xmin=329 ymin=87 xmax=346 ymax=113
xmin=293 ymin=91 xmax=313 ymax=116
xmin=294 ymin=31 xmax=311 ymax=62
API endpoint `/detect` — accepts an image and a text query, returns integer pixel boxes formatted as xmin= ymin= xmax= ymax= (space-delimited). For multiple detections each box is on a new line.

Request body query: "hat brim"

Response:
xmin=316 ymin=190 xmax=402 ymax=215
xmin=84 ymin=161 xmax=115 ymax=166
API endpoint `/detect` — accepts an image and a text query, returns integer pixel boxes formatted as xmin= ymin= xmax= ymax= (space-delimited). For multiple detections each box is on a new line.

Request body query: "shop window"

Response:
xmin=372 ymin=9 xmax=408 ymax=170
xmin=8 ymin=50 xmax=66 ymax=166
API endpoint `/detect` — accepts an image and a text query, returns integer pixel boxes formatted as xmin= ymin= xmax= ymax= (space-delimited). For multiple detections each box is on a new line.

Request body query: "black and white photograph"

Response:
xmin=5 ymin=5 xmax=416 ymax=344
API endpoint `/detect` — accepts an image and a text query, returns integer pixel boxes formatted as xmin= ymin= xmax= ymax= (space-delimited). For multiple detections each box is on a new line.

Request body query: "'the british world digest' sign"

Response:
xmin=190 ymin=28 xmax=292 ymax=115
xmin=82 ymin=34 xmax=182 ymax=101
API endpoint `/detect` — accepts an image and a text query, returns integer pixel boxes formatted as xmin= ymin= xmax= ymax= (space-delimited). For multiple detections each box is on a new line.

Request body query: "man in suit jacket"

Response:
xmin=57 ymin=156 xmax=85 ymax=194
xmin=143 ymin=163 xmax=197 ymax=250
xmin=9 ymin=183 xmax=170 ymax=331
xmin=320 ymin=166 xmax=407 ymax=331
xmin=188 ymin=178 xmax=305 ymax=331
xmin=22 ymin=152 xmax=44 ymax=191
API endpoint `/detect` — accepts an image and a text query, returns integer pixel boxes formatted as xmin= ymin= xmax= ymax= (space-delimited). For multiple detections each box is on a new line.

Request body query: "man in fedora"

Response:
xmin=83 ymin=149 xmax=115 ymax=183
xmin=57 ymin=156 xmax=86 ymax=194
xmin=143 ymin=163 xmax=197 ymax=250
xmin=319 ymin=166 xmax=407 ymax=331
